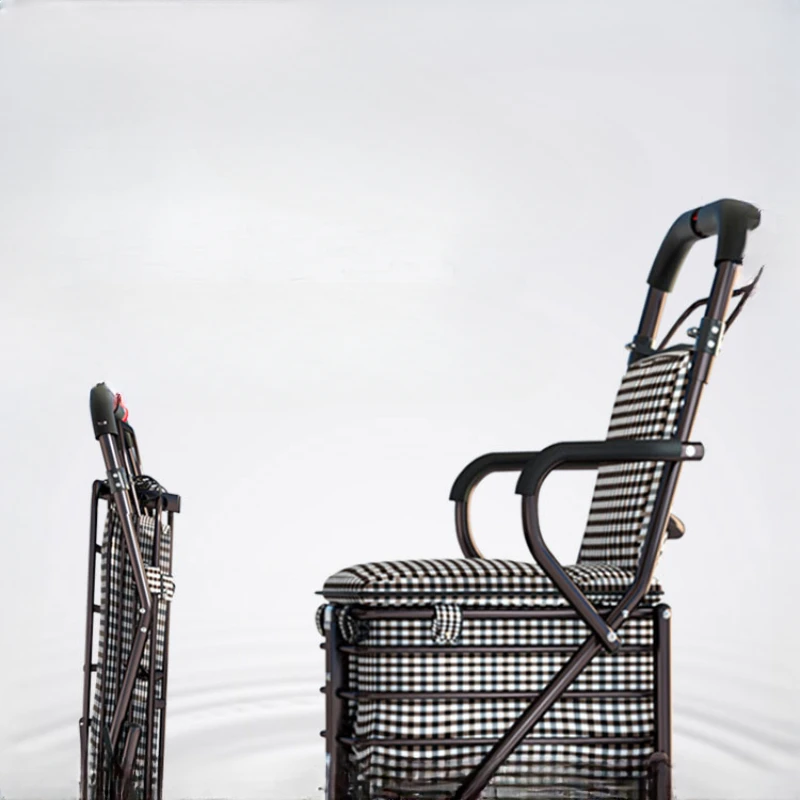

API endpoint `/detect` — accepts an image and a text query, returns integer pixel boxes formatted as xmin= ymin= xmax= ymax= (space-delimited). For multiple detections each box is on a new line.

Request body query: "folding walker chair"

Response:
xmin=316 ymin=199 xmax=763 ymax=799
xmin=80 ymin=384 xmax=181 ymax=800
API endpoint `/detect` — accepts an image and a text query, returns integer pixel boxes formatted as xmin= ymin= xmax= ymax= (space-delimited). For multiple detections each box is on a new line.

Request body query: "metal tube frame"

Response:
xmin=80 ymin=404 xmax=180 ymax=800
xmin=652 ymin=603 xmax=672 ymax=800
xmin=98 ymin=434 xmax=154 ymax=758
xmin=453 ymin=260 xmax=741 ymax=800
xmin=323 ymin=607 xmax=350 ymax=800
xmin=156 ymin=506 xmax=176 ymax=800
xmin=144 ymin=495 xmax=164 ymax=800
xmin=322 ymin=254 xmax=746 ymax=799
xmin=321 ymin=604 xmax=659 ymax=797
xmin=79 ymin=479 xmax=105 ymax=800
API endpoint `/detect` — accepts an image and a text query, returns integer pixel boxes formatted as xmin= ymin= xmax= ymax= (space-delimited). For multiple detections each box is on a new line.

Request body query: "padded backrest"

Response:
xmin=577 ymin=350 xmax=692 ymax=570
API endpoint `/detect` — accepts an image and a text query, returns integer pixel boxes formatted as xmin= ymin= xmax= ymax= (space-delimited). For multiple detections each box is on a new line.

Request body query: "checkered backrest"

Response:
xmin=577 ymin=350 xmax=693 ymax=571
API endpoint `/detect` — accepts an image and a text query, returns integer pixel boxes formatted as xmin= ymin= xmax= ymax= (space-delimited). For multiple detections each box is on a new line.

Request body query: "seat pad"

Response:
xmin=321 ymin=558 xmax=663 ymax=607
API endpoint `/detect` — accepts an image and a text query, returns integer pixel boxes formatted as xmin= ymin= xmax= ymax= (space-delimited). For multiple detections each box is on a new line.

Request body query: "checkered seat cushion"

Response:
xmin=321 ymin=558 xmax=663 ymax=608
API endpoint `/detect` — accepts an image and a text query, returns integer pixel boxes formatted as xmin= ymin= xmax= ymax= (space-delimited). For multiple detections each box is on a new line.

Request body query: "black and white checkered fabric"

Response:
xmin=338 ymin=612 xmax=656 ymax=797
xmin=323 ymin=559 xmax=663 ymax=608
xmin=318 ymin=351 xmax=691 ymax=796
xmin=578 ymin=350 xmax=691 ymax=569
xmin=430 ymin=604 xmax=462 ymax=644
xmin=88 ymin=506 xmax=173 ymax=799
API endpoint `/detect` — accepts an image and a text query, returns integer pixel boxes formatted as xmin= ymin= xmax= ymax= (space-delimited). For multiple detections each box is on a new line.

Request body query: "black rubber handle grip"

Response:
xmin=647 ymin=198 xmax=761 ymax=292
xmin=90 ymin=382 xmax=120 ymax=439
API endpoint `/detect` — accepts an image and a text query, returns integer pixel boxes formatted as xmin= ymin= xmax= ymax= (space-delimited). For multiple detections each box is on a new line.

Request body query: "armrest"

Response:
xmin=450 ymin=452 xmax=540 ymax=502
xmin=449 ymin=452 xmax=540 ymax=558
xmin=515 ymin=438 xmax=704 ymax=653
xmin=515 ymin=439 xmax=704 ymax=496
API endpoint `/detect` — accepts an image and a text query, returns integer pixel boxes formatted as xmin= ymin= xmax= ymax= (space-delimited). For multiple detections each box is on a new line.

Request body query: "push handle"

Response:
xmin=647 ymin=198 xmax=761 ymax=292
xmin=90 ymin=383 xmax=128 ymax=439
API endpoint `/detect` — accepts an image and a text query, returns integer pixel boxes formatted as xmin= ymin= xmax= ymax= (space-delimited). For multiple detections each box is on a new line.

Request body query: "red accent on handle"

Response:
xmin=114 ymin=393 xmax=129 ymax=423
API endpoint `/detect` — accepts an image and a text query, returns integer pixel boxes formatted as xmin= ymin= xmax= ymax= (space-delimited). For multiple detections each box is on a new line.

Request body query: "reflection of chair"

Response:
xmin=80 ymin=386 xmax=181 ymax=800
xmin=316 ymin=200 xmax=763 ymax=799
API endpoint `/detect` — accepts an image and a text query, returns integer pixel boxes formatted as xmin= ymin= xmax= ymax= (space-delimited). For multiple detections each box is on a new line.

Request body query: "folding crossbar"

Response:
xmin=80 ymin=385 xmax=180 ymax=800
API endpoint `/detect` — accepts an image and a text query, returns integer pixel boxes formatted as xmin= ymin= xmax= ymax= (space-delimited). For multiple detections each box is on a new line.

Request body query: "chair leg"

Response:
xmin=119 ymin=725 xmax=142 ymax=800
xmin=81 ymin=481 xmax=104 ymax=800
xmin=652 ymin=604 xmax=672 ymax=800
xmin=324 ymin=606 xmax=350 ymax=800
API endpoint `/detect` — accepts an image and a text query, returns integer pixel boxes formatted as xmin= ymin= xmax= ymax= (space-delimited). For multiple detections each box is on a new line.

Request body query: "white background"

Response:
xmin=0 ymin=1 xmax=798 ymax=798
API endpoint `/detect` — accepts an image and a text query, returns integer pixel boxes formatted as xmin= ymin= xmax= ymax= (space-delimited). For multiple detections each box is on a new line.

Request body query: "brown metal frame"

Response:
xmin=80 ymin=388 xmax=180 ymax=800
xmin=320 ymin=199 xmax=761 ymax=800
xmin=321 ymin=606 xmax=662 ymax=798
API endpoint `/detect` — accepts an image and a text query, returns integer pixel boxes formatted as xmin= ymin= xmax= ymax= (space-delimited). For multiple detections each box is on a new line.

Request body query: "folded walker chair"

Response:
xmin=80 ymin=385 xmax=181 ymax=800
xmin=316 ymin=199 xmax=763 ymax=800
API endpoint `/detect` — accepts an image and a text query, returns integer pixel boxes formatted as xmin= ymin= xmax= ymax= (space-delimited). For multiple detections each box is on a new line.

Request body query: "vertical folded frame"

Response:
xmin=80 ymin=386 xmax=180 ymax=800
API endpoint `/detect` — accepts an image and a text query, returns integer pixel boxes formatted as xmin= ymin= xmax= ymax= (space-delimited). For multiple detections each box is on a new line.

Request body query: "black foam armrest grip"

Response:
xmin=515 ymin=439 xmax=703 ymax=496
